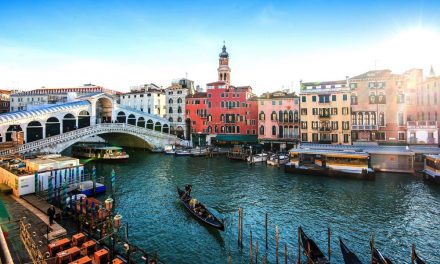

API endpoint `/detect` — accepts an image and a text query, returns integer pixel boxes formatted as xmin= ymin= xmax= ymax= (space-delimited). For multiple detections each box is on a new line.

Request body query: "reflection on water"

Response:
xmin=85 ymin=149 xmax=440 ymax=263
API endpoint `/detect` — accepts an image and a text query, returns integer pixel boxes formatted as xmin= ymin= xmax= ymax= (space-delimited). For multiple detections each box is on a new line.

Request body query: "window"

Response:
xmin=312 ymin=133 xmax=318 ymax=142
xmin=302 ymin=96 xmax=306 ymax=103
xmin=379 ymin=112 xmax=385 ymax=126
xmin=168 ymin=107 xmax=173 ymax=113
xmin=331 ymin=134 xmax=338 ymax=143
xmin=342 ymin=121 xmax=349 ymax=130
xmin=343 ymin=94 xmax=347 ymax=101
xmin=300 ymin=108 xmax=307 ymax=115
xmin=279 ymin=100 xmax=282 ymax=105
xmin=331 ymin=108 xmax=338 ymax=115
xmin=343 ymin=134 xmax=349 ymax=143
xmin=259 ymin=111 xmax=265 ymax=121
xmin=398 ymin=112 xmax=404 ymax=126
xmin=332 ymin=95 xmax=336 ymax=101
xmin=301 ymin=133 xmax=308 ymax=142
xmin=168 ymin=98 xmax=173 ymax=104
xmin=397 ymin=94 xmax=404 ymax=104
xmin=259 ymin=126 xmax=265 ymax=135
xmin=351 ymin=95 xmax=358 ymax=105
xmin=312 ymin=96 xmax=316 ymax=102
xmin=342 ymin=107 xmax=349 ymax=115
xmin=318 ymin=95 xmax=330 ymax=103
xmin=177 ymin=98 xmax=182 ymax=103
xmin=272 ymin=126 xmax=277 ymax=136
xmin=301 ymin=121 xmax=308 ymax=129
xmin=272 ymin=100 xmax=276 ymax=105
xmin=221 ymin=93 xmax=224 ymax=98
xmin=398 ymin=132 xmax=405 ymax=141
xmin=311 ymin=121 xmax=318 ymax=129
xmin=221 ymin=101 xmax=224 ymax=108
xmin=271 ymin=111 xmax=277 ymax=120
xmin=312 ymin=108 xmax=318 ymax=115
xmin=260 ymin=101 xmax=264 ymax=105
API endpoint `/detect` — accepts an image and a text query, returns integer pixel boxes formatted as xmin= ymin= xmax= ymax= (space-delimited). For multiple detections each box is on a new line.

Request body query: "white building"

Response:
xmin=119 ymin=83 xmax=166 ymax=117
xmin=10 ymin=84 xmax=118 ymax=112
xmin=165 ymin=78 xmax=194 ymax=139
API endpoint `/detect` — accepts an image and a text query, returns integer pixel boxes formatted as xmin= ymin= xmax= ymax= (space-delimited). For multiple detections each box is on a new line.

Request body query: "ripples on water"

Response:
xmin=86 ymin=149 xmax=440 ymax=264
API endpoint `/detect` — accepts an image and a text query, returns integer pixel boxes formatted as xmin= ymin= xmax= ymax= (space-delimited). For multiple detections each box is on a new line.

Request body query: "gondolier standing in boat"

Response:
xmin=185 ymin=184 xmax=192 ymax=196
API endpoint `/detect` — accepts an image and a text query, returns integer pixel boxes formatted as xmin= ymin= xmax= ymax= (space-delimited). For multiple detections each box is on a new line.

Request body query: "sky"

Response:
xmin=1 ymin=0 xmax=440 ymax=94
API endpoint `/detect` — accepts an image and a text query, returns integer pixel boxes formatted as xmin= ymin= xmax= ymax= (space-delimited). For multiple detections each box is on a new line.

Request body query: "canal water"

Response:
xmin=83 ymin=149 xmax=440 ymax=264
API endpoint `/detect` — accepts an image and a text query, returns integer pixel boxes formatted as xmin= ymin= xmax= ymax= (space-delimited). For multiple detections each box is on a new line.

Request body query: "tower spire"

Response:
xmin=218 ymin=42 xmax=231 ymax=83
xmin=429 ymin=65 xmax=436 ymax=77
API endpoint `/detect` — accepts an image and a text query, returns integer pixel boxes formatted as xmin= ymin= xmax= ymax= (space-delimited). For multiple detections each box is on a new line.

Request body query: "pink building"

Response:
xmin=257 ymin=91 xmax=300 ymax=150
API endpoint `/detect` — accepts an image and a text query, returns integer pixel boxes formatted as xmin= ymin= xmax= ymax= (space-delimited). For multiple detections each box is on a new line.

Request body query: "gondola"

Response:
xmin=339 ymin=238 xmax=363 ymax=264
xmin=370 ymin=240 xmax=393 ymax=264
xmin=298 ymin=226 xmax=330 ymax=264
xmin=412 ymin=245 xmax=426 ymax=264
xmin=177 ymin=186 xmax=225 ymax=231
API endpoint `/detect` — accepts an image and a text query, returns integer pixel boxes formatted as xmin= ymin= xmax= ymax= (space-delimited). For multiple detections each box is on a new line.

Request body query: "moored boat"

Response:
xmin=72 ymin=143 xmax=129 ymax=161
xmin=299 ymin=226 xmax=330 ymax=264
xmin=177 ymin=186 xmax=224 ymax=231
xmin=247 ymin=153 xmax=268 ymax=163
xmin=422 ymin=154 xmax=440 ymax=183
xmin=164 ymin=145 xmax=176 ymax=155
xmin=191 ymin=147 xmax=208 ymax=157
xmin=370 ymin=240 xmax=393 ymax=264
xmin=285 ymin=149 xmax=375 ymax=180
xmin=72 ymin=180 xmax=106 ymax=196
xmin=339 ymin=238 xmax=362 ymax=264
xmin=267 ymin=154 xmax=289 ymax=166
xmin=175 ymin=149 xmax=192 ymax=156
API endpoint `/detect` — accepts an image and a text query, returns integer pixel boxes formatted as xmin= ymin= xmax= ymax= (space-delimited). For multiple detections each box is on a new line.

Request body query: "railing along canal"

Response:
xmin=0 ymin=123 xmax=179 ymax=156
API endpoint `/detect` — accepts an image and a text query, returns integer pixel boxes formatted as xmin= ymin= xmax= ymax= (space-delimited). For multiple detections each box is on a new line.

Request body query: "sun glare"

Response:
xmin=379 ymin=27 xmax=440 ymax=69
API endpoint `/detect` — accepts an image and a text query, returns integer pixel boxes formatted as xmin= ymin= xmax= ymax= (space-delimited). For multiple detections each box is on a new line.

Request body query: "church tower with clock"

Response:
xmin=217 ymin=42 xmax=231 ymax=84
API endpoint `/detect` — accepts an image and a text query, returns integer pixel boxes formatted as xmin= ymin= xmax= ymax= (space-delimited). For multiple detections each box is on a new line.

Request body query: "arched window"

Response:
xmin=284 ymin=111 xmax=288 ymax=122
xmin=371 ymin=112 xmax=376 ymax=125
xmin=177 ymin=97 xmax=182 ymax=104
xmin=288 ymin=111 xmax=293 ymax=122
xmin=237 ymin=126 xmax=240 ymax=133
xmin=352 ymin=114 xmax=357 ymax=125
xmin=421 ymin=112 xmax=425 ymax=120
xmin=169 ymin=107 xmax=173 ymax=113
xmin=259 ymin=125 xmax=265 ymax=135
xmin=365 ymin=112 xmax=370 ymax=125
xmin=259 ymin=111 xmax=265 ymax=121
xmin=272 ymin=125 xmax=276 ymax=136
xmin=220 ymin=114 xmax=224 ymax=121
xmin=168 ymin=98 xmax=173 ymax=104
xmin=278 ymin=110 xmax=283 ymax=122
xmin=358 ymin=113 xmax=363 ymax=125
xmin=294 ymin=111 xmax=298 ymax=122
xmin=271 ymin=111 xmax=277 ymax=121
xmin=207 ymin=126 xmax=212 ymax=133
xmin=169 ymin=117 xmax=173 ymax=122
xmin=178 ymin=106 xmax=182 ymax=113
xmin=379 ymin=112 xmax=385 ymax=126
xmin=177 ymin=117 xmax=182 ymax=122
xmin=221 ymin=101 xmax=224 ymax=108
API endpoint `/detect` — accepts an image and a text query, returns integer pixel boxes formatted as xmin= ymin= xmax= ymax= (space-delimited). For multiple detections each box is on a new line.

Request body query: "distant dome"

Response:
xmin=219 ymin=44 xmax=229 ymax=58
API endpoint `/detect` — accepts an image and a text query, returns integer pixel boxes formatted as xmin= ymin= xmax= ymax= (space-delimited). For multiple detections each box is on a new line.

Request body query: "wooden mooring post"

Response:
xmin=327 ymin=225 xmax=331 ymax=261
xmin=238 ymin=208 xmax=241 ymax=247
xmin=250 ymin=230 xmax=253 ymax=264
xmin=275 ymin=225 xmax=279 ymax=264
xmin=255 ymin=240 xmax=258 ymax=264
xmin=297 ymin=227 xmax=301 ymax=264
xmin=284 ymin=243 xmax=287 ymax=264
xmin=265 ymin=212 xmax=268 ymax=250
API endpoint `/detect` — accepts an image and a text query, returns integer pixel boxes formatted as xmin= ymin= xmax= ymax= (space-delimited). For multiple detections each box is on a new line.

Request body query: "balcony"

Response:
xmin=318 ymin=113 xmax=331 ymax=118
xmin=319 ymin=127 xmax=332 ymax=132
xmin=407 ymin=121 xmax=438 ymax=129
xmin=409 ymin=137 xmax=437 ymax=144
xmin=351 ymin=125 xmax=378 ymax=130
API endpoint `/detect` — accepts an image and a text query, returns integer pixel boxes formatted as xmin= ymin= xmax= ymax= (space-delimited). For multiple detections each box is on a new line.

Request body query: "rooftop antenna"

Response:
xmin=185 ymin=72 xmax=188 ymax=79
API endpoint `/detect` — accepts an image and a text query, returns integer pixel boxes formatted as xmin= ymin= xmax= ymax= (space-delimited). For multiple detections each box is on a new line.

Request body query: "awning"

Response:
xmin=215 ymin=134 xmax=258 ymax=143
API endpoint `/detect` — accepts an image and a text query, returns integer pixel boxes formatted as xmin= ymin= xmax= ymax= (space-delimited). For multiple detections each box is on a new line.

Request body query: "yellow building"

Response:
xmin=299 ymin=80 xmax=351 ymax=144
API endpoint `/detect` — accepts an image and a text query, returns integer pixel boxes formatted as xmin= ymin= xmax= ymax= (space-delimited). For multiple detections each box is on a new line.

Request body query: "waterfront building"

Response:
xmin=348 ymin=69 xmax=423 ymax=143
xmin=185 ymin=92 xmax=208 ymax=143
xmin=299 ymin=80 xmax=352 ymax=145
xmin=257 ymin=90 xmax=300 ymax=150
xmin=0 ymin=154 xmax=84 ymax=197
xmin=406 ymin=66 xmax=439 ymax=144
xmin=119 ymin=83 xmax=166 ymax=117
xmin=165 ymin=78 xmax=194 ymax=139
xmin=0 ymin=89 xmax=11 ymax=113
xmin=206 ymin=44 xmax=258 ymax=144
xmin=9 ymin=84 xmax=118 ymax=112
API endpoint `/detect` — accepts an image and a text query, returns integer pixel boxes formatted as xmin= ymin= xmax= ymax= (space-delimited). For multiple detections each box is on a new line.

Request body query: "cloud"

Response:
xmin=256 ymin=4 xmax=284 ymax=26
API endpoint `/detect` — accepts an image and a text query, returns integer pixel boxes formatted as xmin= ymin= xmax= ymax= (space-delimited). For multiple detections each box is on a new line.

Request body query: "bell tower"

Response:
xmin=218 ymin=42 xmax=231 ymax=84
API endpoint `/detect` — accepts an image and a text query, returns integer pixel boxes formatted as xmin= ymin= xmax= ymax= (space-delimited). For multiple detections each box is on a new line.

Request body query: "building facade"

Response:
xmin=257 ymin=91 xmax=300 ymax=149
xmin=405 ymin=67 xmax=439 ymax=144
xmin=0 ymin=90 xmax=11 ymax=113
xmin=165 ymin=78 xmax=194 ymax=139
xmin=185 ymin=92 xmax=208 ymax=139
xmin=119 ymin=83 xmax=166 ymax=117
xmin=300 ymin=80 xmax=352 ymax=145
xmin=10 ymin=85 xmax=117 ymax=112
xmin=349 ymin=69 xmax=423 ymax=143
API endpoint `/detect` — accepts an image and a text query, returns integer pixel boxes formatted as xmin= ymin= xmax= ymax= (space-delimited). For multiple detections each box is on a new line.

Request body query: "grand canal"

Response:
xmin=82 ymin=149 xmax=440 ymax=264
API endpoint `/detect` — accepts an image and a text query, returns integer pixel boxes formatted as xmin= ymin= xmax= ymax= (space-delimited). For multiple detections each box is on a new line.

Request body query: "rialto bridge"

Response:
xmin=0 ymin=93 xmax=182 ymax=156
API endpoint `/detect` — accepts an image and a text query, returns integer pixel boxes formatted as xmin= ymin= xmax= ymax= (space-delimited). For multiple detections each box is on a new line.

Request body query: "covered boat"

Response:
xmin=247 ymin=153 xmax=268 ymax=163
xmin=267 ymin=154 xmax=289 ymax=166
xmin=177 ymin=186 xmax=224 ymax=231
xmin=339 ymin=238 xmax=362 ymax=264
xmin=299 ymin=227 xmax=330 ymax=264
